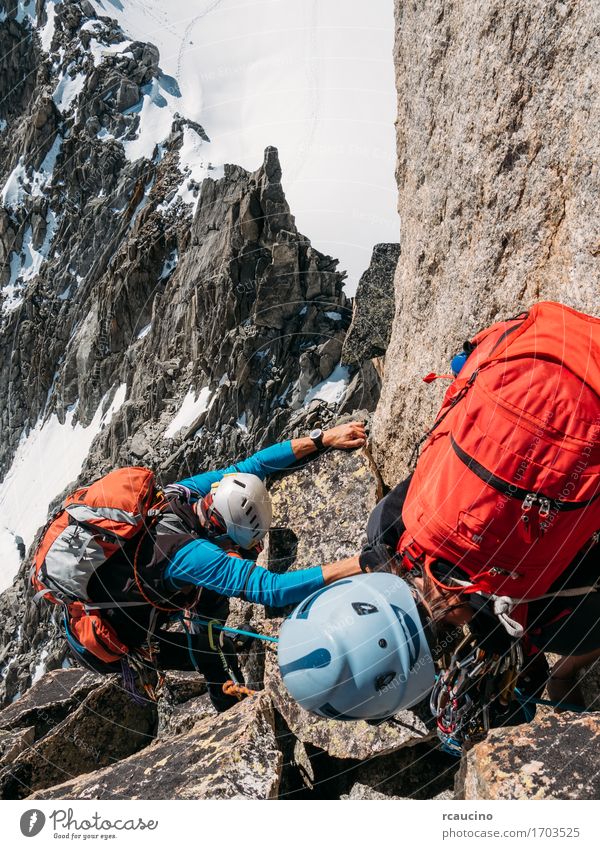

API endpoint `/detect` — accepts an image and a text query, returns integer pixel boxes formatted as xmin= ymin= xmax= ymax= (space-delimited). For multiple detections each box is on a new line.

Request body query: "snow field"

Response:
xmin=164 ymin=386 xmax=213 ymax=439
xmin=0 ymin=385 xmax=127 ymax=592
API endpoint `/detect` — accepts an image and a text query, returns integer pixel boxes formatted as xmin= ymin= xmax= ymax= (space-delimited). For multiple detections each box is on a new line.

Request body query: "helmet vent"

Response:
xmin=375 ymin=671 xmax=396 ymax=691
xmin=295 ymin=580 xmax=353 ymax=619
xmin=352 ymin=602 xmax=378 ymax=616
xmin=234 ymin=480 xmax=246 ymax=488
xmin=318 ymin=703 xmax=358 ymax=721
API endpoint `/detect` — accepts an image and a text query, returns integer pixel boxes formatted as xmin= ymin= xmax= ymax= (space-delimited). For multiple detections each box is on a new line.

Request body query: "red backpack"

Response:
xmin=398 ymin=301 xmax=600 ymax=622
xmin=31 ymin=466 xmax=162 ymax=663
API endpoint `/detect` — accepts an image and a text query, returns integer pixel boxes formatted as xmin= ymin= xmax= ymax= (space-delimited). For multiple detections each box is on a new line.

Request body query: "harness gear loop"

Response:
xmin=120 ymin=647 xmax=165 ymax=704
xmin=180 ymin=614 xmax=243 ymax=686
xmin=206 ymin=618 xmax=242 ymax=684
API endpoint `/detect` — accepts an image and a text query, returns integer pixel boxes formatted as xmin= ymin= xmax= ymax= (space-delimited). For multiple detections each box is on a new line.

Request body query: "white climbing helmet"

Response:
xmin=209 ymin=473 xmax=273 ymax=549
xmin=278 ymin=573 xmax=435 ymax=722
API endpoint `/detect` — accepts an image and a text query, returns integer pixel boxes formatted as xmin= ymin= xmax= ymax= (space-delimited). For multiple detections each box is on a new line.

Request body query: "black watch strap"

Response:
xmin=311 ymin=433 xmax=325 ymax=451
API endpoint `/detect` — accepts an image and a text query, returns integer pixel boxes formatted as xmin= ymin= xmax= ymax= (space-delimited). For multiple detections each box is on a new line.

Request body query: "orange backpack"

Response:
xmin=31 ymin=466 xmax=161 ymax=663
xmin=398 ymin=301 xmax=600 ymax=623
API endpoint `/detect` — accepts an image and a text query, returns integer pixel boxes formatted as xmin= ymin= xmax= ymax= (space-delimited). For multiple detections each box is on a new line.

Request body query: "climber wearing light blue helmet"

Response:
xmin=278 ymin=572 xmax=436 ymax=721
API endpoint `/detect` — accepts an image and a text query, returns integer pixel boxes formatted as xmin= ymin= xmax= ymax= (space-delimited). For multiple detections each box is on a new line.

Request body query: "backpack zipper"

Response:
xmin=450 ymin=435 xmax=599 ymax=541
xmin=91 ymin=620 xmax=125 ymax=658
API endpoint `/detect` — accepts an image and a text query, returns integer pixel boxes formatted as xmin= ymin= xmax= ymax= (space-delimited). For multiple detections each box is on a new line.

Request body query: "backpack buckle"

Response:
xmin=399 ymin=540 xmax=426 ymax=571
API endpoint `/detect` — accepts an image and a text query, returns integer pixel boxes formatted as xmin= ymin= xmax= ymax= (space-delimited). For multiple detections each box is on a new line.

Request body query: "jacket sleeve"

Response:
xmin=164 ymin=538 xmax=324 ymax=608
xmin=174 ymin=440 xmax=297 ymax=497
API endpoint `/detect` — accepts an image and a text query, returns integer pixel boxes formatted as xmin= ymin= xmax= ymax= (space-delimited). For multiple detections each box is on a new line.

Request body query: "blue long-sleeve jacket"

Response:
xmin=163 ymin=441 xmax=325 ymax=607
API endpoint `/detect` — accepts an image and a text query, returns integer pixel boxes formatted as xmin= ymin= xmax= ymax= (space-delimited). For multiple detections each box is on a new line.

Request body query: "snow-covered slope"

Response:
xmin=87 ymin=0 xmax=398 ymax=292
xmin=0 ymin=385 xmax=126 ymax=592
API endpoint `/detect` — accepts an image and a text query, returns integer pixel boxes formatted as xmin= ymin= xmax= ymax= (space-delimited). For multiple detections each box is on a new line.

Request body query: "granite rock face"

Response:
xmin=0 ymin=668 xmax=100 ymax=739
xmin=456 ymin=711 xmax=600 ymax=800
xmin=29 ymin=693 xmax=282 ymax=800
xmin=264 ymin=445 xmax=381 ymax=578
xmin=373 ymin=0 xmax=600 ymax=484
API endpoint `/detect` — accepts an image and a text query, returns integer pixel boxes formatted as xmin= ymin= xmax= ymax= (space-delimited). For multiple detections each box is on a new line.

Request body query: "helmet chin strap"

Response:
xmin=196 ymin=496 xmax=225 ymax=536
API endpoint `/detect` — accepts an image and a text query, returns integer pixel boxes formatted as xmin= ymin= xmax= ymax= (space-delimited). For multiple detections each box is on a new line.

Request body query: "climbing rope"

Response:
xmin=514 ymin=689 xmax=593 ymax=714
xmin=180 ymin=614 xmax=279 ymax=644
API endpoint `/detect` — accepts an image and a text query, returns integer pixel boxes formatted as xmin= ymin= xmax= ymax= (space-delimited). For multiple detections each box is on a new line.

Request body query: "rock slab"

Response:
xmin=374 ymin=0 xmax=600 ymax=484
xmin=264 ymin=649 xmax=432 ymax=760
xmin=0 ymin=677 xmax=156 ymax=799
xmin=29 ymin=693 xmax=282 ymax=800
xmin=456 ymin=711 xmax=600 ymax=800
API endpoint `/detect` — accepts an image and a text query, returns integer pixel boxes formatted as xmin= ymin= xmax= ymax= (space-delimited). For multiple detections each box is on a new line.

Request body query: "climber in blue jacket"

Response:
xmin=163 ymin=423 xmax=367 ymax=606
xmin=87 ymin=421 xmax=370 ymax=710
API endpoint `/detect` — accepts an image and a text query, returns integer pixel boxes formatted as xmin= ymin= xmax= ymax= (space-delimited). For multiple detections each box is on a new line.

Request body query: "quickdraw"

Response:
xmin=430 ymin=631 xmax=523 ymax=756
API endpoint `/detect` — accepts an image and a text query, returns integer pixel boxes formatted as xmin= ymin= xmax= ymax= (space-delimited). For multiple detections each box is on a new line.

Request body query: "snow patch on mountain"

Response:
xmin=164 ymin=386 xmax=212 ymax=439
xmin=0 ymin=384 xmax=127 ymax=593
xmin=1 ymin=135 xmax=62 ymax=209
xmin=303 ymin=363 xmax=350 ymax=406
xmin=16 ymin=0 xmax=36 ymax=25
xmin=53 ymin=68 xmax=86 ymax=113
xmin=40 ymin=0 xmax=60 ymax=51
xmin=121 ymin=77 xmax=174 ymax=162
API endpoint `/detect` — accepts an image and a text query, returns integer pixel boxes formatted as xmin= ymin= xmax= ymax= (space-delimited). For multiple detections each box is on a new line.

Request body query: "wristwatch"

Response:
xmin=309 ymin=428 xmax=325 ymax=451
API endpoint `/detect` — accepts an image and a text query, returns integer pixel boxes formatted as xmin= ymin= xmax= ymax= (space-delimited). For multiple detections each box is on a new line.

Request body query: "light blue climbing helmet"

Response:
xmin=278 ymin=573 xmax=435 ymax=722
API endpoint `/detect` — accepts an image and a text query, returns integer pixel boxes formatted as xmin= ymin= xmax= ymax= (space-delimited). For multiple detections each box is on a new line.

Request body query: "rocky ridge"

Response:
xmin=0 ymin=0 xmax=388 ymax=708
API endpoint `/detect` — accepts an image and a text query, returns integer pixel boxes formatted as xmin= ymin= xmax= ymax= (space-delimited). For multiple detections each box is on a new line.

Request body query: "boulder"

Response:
xmin=341 ymin=243 xmax=400 ymax=366
xmin=456 ymin=711 xmax=600 ymax=800
xmin=0 ymin=726 xmax=34 ymax=769
xmin=0 ymin=678 xmax=157 ymax=799
xmin=264 ymin=649 xmax=432 ymax=760
xmin=341 ymin=782 xmax=403 ymax=800
xmin=29 ymin=693 xmax=282 ymax=800
xmin=264 ymin=447 xmax=379 ymax=576
xmin=349 ymin=742 xmax=458 ymax=800
xmin=0 ymin=669 xmax=100 ymax=740
xmin=116 ymin=79 xmax=140 ymax=112
xmin=157 ymin=693 xmax=215 ymax=739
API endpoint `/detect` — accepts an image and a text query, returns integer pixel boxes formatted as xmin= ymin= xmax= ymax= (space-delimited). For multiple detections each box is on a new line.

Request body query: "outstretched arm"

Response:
xmin=290 ymin=421 xmax=367 ymax=459
xmin=175 ymin=421 xmax=367 ymax=497
xmin=164 ymin=541 xmax=362 ymax=608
